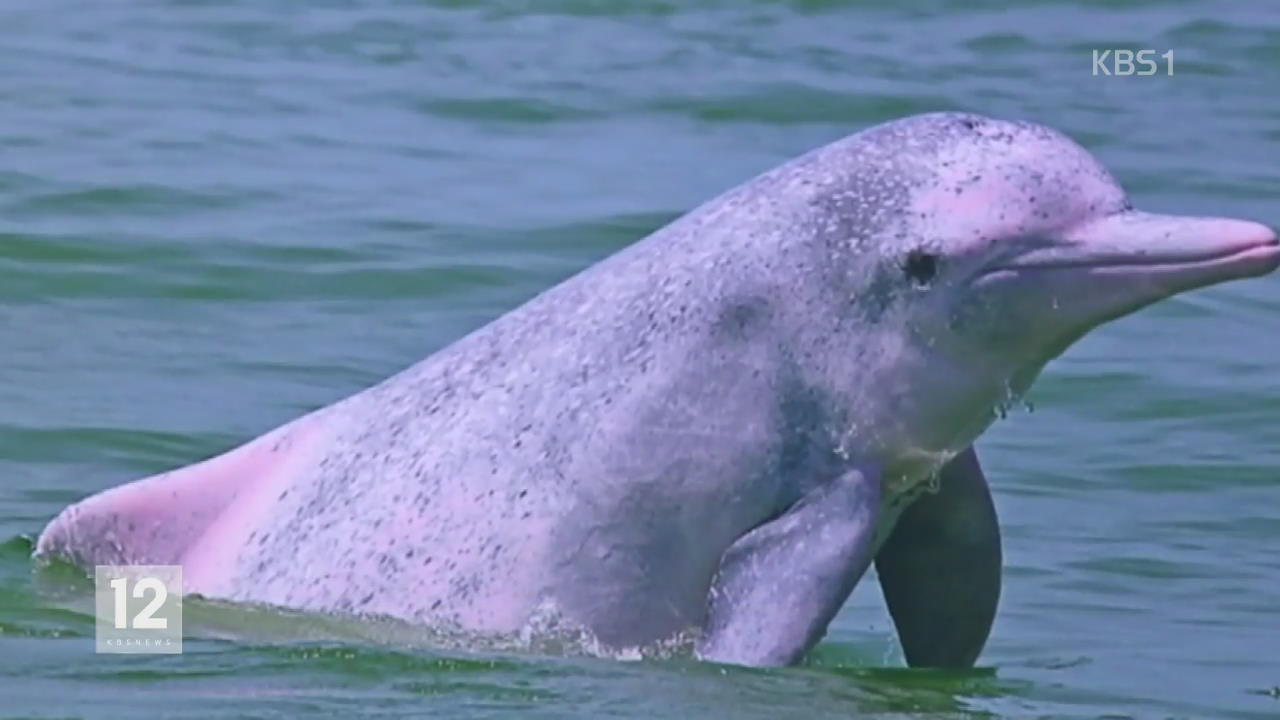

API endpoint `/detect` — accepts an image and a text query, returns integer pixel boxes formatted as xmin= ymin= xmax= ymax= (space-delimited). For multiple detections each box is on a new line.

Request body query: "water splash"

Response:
xmin=512 ymin=599 xmax=697 ymax=662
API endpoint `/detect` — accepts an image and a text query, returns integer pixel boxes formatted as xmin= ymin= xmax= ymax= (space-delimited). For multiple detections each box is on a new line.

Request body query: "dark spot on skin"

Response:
xmin=714 ymin=296 xmax=769 ymax=340
xmin=903 ymin=249 xmax=940 ymax=287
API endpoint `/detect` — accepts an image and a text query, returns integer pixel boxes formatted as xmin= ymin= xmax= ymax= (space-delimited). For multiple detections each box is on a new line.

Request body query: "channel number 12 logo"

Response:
xmin=95 ymin=565 xmax=183 ymax=654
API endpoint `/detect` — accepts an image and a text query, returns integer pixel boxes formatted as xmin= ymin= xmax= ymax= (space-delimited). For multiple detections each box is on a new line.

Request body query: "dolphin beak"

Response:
xmin=970 ymin=210 xmax=1276 ymax=395
xmin=992 ymin=211 xmax=1280 ymax=295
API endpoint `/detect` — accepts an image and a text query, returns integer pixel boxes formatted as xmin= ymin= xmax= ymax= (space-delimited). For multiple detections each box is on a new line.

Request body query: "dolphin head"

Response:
xmin=828 ymin=112 xmax=1277 ymax=471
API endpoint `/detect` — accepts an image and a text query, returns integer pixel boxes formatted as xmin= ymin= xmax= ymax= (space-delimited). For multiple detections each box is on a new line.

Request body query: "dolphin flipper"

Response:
xmin=696 ymin=467 xmax=881 ymax=667
xmin=875 ymin=446 xmax=1001 ymax=667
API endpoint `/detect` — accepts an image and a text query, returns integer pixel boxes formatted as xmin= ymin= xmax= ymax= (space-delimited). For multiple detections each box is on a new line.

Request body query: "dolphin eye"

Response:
xmin=902 ymin=249 xmax=939 ymax=287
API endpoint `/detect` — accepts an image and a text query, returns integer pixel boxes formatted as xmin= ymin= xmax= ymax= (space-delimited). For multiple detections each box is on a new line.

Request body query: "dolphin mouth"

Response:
xmin=979 ymin=213 xmax=1280 ymax=283
xmin=989 ymin=236 xmax=1280 ymax=276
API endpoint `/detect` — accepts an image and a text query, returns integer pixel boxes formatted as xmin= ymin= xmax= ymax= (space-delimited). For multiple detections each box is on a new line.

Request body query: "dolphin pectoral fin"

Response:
xmin=696 ymin=467 xmax=881 ymax=667
xmin=875 ymin=446 xmax=1001 ymax=668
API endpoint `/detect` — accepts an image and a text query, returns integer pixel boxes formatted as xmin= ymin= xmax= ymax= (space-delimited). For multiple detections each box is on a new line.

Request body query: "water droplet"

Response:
xmin=991 ymin=382 xmax=1029 ymax=421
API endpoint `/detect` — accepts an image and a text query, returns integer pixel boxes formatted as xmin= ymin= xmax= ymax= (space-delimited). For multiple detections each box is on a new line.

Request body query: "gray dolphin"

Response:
xmin=35 ymin=112 xmax=1278 ymax=667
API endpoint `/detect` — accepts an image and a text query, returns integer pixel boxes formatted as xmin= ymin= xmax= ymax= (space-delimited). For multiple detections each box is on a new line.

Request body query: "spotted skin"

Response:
xmin=36 ymin=112 xmax=1279 ymax=666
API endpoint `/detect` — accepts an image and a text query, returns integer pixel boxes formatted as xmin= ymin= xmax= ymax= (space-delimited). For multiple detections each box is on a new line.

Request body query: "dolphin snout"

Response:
xmin=989 ymin=212 xmax=1279 ymax=289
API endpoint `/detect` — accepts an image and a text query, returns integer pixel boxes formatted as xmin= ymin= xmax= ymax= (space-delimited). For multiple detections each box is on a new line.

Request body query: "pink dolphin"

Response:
xmin=36 ymin=113 xmax=1279 ymax=667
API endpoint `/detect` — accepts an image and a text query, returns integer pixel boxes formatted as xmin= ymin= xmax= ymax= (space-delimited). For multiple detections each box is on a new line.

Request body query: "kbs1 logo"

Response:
xmin=94 ymin=565 xmax=183 ymax=654
xmin=1092 ymin=49 xmax=1175 ymax=76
